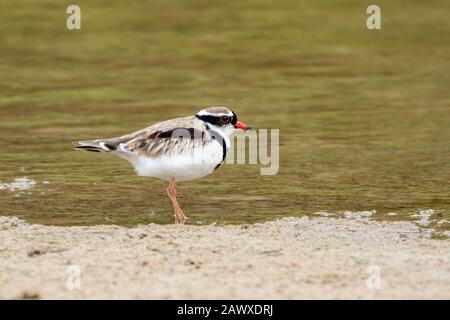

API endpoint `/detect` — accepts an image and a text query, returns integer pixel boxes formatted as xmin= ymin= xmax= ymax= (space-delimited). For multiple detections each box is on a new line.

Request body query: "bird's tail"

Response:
xmin=73 ymin=140 xmax=116 ymax=153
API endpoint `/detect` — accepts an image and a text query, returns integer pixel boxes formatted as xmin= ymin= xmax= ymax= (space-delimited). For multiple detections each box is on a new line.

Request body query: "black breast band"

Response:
xmin=205 ymin=124 xmax=227 ymax=170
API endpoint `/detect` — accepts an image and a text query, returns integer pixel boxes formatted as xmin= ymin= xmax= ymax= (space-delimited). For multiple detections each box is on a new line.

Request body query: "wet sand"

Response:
xmin=0 ymin=215 xmax=449 ymax=299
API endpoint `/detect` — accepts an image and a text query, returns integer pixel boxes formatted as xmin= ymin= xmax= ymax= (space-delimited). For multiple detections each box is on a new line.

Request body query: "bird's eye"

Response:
xmin=220 ymin=116 xmax=230 ymax=124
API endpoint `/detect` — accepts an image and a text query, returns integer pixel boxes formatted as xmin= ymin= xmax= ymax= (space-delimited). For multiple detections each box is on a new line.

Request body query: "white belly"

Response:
xmin=117 ymin=140 xmax=225 ymax=182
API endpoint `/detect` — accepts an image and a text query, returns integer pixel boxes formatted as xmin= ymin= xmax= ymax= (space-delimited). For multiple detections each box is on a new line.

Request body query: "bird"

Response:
xmin=74 ymin=106 xmax=252 ymax=223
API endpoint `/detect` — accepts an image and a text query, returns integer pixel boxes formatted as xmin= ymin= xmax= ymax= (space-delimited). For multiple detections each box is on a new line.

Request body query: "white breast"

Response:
xmin=120 ymin=139 xmax=225 ymax=182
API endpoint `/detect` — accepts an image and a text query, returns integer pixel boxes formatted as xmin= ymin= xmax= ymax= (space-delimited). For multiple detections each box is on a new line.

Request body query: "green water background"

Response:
xmin=0 ymin=0 xmax=449 ymax=229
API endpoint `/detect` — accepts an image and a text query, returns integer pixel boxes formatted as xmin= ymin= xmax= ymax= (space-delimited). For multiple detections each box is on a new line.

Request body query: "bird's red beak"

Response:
xmin=234 ymin=121 xmax=253 ymax=131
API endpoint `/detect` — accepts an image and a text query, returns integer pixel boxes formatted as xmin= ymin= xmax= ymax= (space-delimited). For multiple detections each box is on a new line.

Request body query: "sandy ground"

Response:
xmin=0 ymin=215 xmax=449 ymax=299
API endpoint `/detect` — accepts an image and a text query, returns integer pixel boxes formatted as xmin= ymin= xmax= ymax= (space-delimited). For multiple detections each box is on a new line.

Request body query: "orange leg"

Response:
xmin=166 ymin=179 xmax=187 ymax=224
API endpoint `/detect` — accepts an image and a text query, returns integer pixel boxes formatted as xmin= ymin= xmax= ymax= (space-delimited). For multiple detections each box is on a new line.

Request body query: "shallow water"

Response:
xmin=0 ymin=1 xmax=449 ymax=228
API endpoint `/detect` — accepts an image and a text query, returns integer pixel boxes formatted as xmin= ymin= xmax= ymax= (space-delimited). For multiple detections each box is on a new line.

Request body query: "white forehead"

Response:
xmin=197 ymin=107 xmax=233 ymax=117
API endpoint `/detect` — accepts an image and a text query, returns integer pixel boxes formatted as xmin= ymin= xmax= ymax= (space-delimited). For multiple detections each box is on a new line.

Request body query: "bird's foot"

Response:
xmin=174 ymin=214 xmax=188 ymax=224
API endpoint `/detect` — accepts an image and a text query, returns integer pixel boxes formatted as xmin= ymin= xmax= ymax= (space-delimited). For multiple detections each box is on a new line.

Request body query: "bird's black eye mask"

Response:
xmin=231 ymin=111 xmax=238 ymax=126
xmin=196 ymin=113 xmax=237 ymax=126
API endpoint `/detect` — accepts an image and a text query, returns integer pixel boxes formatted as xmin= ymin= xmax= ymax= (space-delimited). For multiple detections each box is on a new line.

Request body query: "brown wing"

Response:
xmin=75 ymin=116 xmax=215 ymax=157
xmin=122 ymin=116 xmax=213 ymax=157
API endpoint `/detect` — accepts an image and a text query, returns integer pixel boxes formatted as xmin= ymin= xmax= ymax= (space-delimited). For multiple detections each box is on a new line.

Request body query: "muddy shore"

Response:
xmin=0 ymin=215 xmax=449 ymax=299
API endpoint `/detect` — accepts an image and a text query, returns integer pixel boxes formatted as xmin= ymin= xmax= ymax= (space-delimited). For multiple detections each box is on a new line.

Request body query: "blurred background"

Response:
xmin=0 ymin=0 xmax=449 ymax=228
